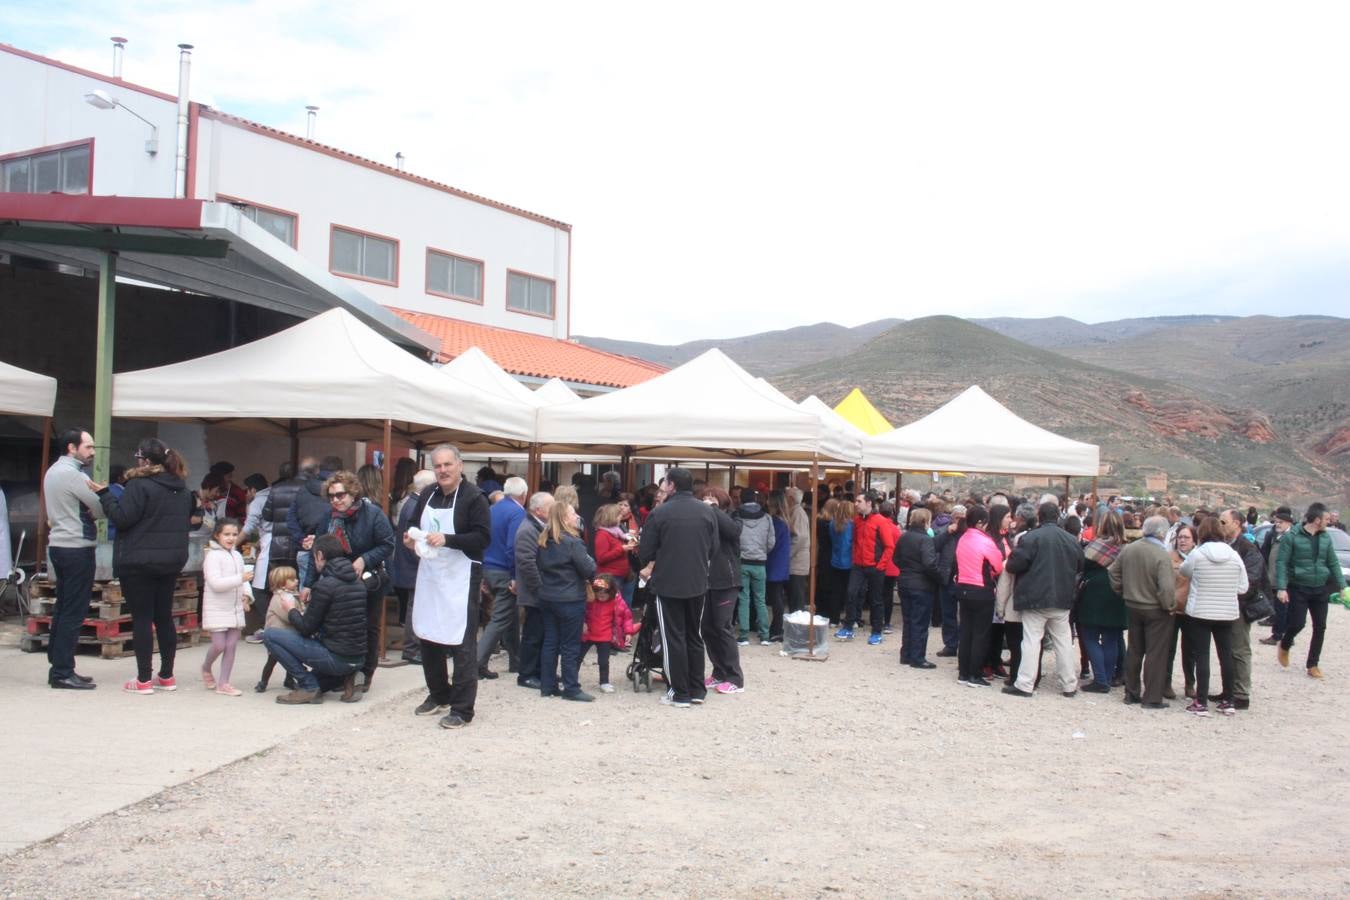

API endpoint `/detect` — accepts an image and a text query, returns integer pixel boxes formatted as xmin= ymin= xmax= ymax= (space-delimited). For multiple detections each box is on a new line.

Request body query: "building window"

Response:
xmin=507 ymin=270 xmax=555 ymax=317
xmin=426 ymin=249 xmax=484 ymax=303
xmin=1 ymin=142 xmax=91 ymax=194
xmin=330 ymin=225 xmax=398 ymax=285
xmin=236 ymin=203 xmax=297 ymax=247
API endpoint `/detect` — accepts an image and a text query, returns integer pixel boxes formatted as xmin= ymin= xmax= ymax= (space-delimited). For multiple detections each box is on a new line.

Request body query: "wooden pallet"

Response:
xmin=30 ymin=590 xmax=197 ymax=620
xmin=19 ymin=624 xmax=202 ymax=659
xmin=26 ymin=608 xmax=198 ymax=640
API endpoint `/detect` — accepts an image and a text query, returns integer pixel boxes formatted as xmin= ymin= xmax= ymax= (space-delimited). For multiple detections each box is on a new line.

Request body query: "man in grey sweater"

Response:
xmin=1108 ymin=515 xmax=1177 ymax=708
xmin=43 ymin=427 xmax=104 ymax=689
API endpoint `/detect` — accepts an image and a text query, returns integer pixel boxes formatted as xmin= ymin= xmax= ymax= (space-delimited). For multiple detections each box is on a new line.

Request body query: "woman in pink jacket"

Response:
xmin=952 ymin=506 xmax=1004 ymax=687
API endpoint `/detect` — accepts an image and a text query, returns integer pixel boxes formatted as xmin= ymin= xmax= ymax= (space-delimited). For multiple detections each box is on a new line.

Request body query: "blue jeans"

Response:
xmin=539 ymin=600 xmax=586 ymax=696
xmin=48 ymin=546 xmax=95 ymax=682
xmin=738 ymin=564 xmax=768 ymax=640
xmin=1078 ymin=623 xmax=1123 ymax=688
xmin=940 ymin=584 xmax=959 ymax=651
xmin=262 ymin=627 xmax=361 ymax=692
xmin=619 ymin=574 xmax=636 ymax=608
xmin=900 ymin=589 xmax=935 ymax=663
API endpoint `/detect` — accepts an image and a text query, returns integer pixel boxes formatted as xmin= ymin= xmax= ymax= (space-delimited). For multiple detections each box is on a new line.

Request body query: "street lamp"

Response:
xmin=83 ymin=88 xmax=159 ymax=155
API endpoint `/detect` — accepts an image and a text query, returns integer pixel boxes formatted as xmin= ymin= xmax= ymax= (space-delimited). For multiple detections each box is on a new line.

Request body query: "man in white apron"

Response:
xmin=403 ymin=445 xmax=493 ymax=729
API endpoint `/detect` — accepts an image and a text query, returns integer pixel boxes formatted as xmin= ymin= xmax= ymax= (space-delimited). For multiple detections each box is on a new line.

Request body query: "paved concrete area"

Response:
xmin=0 ymin=622 xmax=427 ymax=854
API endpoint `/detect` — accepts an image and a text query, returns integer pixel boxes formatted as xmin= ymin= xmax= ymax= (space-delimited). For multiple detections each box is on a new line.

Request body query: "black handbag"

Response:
xmin=1242 ymin=589 xmax=1275 ymax=623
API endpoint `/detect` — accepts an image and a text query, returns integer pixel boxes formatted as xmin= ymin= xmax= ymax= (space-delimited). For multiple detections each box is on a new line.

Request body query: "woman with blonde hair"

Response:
xmin=826 ymin=499 xmax=855 ymax=626
xmin=536 ymin=502 xmax=597 ymax=701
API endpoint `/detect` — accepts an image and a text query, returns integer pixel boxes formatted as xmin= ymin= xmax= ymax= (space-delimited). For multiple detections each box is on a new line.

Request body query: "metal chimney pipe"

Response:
xmin=111 ymin=37 xmax=127 ymax=78
xmin=174 ymin=43 xmax=193 ymax=199
xmin=395 ymin=152 xmax=405 ymax=171
xmin=306 ymin=105 xmax=319 ymax=140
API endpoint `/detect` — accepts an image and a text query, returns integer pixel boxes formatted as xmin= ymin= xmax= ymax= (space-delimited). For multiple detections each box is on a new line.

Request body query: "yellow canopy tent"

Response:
xmin=833 ymin=388 xmax=893 ymax=436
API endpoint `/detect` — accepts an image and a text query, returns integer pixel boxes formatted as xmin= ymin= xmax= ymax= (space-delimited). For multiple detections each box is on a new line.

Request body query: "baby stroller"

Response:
xmin=625 ymin=600 xmax=665 ymax=693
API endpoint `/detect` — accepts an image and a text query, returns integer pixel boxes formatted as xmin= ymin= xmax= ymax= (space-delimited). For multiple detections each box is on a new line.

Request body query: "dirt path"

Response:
xmin=4 ymin=622 xmax=1349 ymax=897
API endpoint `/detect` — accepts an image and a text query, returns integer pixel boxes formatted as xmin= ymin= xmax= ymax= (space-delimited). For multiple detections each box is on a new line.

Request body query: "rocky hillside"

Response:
xmin=576 ymin=318 xmax=902 ymax=374
xmin=584 ymin=313 xmax=1349 ymax=503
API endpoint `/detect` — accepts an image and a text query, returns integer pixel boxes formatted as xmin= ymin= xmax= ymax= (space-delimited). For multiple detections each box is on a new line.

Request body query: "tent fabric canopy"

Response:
xmin=833 ymin=388 xmax=894 ymax=436
xmin=438 ymin=345 xmax=541 ymax=407
xmin=536 ymin=349 xmax=861 ymax=462
xmin=112 ymin=308 xmax=537 ymax=446
xmin=863 ymin=385 xmax=1100 ymax=476
xmin=800 ymin=394 xmax=867 ymax=439
xmin=532 ymin=377 xmax=582 ymax=406
xmin=0 ymin=360 xmax=57 ymax=418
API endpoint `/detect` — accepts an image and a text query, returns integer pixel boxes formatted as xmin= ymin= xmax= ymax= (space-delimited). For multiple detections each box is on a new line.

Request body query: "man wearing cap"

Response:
xmin=1259 ymin=507 xmax=1295 ymax=646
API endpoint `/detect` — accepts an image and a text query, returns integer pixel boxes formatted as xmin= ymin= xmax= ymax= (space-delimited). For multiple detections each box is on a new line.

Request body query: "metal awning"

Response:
xmin=0 ymin=194 xmax=438 ymax=353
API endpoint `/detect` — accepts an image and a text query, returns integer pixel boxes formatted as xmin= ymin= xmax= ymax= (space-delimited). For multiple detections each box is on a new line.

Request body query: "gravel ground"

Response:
xmin=4 ymin=619 xmax=1350 ymax=898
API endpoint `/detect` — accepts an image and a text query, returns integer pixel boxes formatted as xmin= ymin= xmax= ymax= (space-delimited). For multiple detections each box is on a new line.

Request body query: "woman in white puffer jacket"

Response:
xmin=1178 ymin=516 xmax=1248 ymax=718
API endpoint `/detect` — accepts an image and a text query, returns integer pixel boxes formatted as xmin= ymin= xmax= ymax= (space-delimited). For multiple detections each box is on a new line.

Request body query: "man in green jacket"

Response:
xmin=1274 ymin=502 xmax=1347 ymax=678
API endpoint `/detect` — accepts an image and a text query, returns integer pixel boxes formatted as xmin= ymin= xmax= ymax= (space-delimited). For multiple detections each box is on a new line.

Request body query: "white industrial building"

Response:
xmin=1 ymin=40 xmax=576 ymax=340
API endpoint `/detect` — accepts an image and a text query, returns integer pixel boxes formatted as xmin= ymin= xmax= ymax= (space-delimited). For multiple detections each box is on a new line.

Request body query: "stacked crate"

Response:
xmin=20 ymin=575 xmax=201 ymax=658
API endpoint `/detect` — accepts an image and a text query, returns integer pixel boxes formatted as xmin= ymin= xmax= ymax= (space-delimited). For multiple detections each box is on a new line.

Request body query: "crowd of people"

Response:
xmin=33 ymin=425 xmax=1350 ymax=727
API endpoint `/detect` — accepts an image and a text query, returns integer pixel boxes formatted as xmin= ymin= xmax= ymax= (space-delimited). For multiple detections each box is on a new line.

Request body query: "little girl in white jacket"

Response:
xmin=201 ymin=518 xmax=253 ymax=696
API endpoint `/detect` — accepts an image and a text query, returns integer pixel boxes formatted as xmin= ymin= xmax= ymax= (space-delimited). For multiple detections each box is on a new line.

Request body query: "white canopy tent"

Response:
xmin=532 ymin=377 xmax=582 ymax=406
xmin=1 ymin=360 xmax=58 ymax=572
xmin=112 ymin=308 xmax=537 ymax=450
xmin=438 ymin=346 xmax=542 ymax=408
xmin=0 ymin=360 xmax=57 ymax=418
xmin=862 ymin=385 xmax=1100 ymax=476
xmin=536 ymin=349 xmax=860 ymax=463
xmin=800 ymin=393 xmax=868 ymax=440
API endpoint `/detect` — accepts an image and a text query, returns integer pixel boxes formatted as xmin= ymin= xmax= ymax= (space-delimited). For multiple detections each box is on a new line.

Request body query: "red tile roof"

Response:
xmin=392 ymin=309 xmax=666 ymax=389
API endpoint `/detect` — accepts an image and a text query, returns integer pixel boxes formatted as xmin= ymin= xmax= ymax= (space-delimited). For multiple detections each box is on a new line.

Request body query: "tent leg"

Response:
xmin=622 ymin=446 xmax=635 ymax=492
xmin=526 ymin=443 xmax=541 ymax=493
xmin=35 ymin=417 xmax=51 ymax=575
xmin=288 ymin=418 xmax=299 ymax=470
xmin=1091 ymin=476 xmax=1098 ymax=503
xmin=1063 ymin=475 xmax=1071 ymax=506
xmin=378 ymin=420 xmax=393 ymax=663
xmin=807 ymin=454 xmax=819 ymax=658
xmin=93 ymin=251 xmax=116 ymax=544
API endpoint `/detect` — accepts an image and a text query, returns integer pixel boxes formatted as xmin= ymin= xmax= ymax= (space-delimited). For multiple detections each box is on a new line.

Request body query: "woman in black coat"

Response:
xmin=96 ymin=438 xmax=192 ymax=693
xmin=697 ymin=486 xmax=745 ymax=692
xmin=309 ymin=470 xmax=395 ymax=691
xmin=894 ymin=506 xmax=941 ymax=669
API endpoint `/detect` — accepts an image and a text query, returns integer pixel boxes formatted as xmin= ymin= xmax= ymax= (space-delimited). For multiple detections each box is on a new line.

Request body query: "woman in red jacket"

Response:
xmin=593 ymin=504 xmax=637 ymax=582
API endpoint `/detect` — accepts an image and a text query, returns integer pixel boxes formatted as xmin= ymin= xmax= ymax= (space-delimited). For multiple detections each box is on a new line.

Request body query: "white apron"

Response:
xmin=411 ymin=489 xmax=474 ymax=645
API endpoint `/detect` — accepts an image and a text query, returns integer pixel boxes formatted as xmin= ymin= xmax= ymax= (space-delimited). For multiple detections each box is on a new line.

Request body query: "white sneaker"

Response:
xmin=599 ymin=683 xmax=615 ymax=693
xmin=760 ymin=639 xmax=772 ymax=646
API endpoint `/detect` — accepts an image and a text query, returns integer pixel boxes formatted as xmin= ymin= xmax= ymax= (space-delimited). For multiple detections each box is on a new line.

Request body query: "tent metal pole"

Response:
xmin=807 ymin=453 xmax=820 ymax=658
xmin=35 ymin=416 xmax=51 ymax=574
xmin=377 ymin=419 xmax=396 ymax=666
xmin=1063 ymin=475 xmax=1071 ymax=505
xmin=93 ymin=251 xmax=116 ymax=544
xmin=288 ymin=418 xmax=299 ymax=470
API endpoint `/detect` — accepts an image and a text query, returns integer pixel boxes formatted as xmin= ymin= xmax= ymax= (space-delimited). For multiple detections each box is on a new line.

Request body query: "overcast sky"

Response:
xmin=9 ymin=1 xmax=1350 ymax=342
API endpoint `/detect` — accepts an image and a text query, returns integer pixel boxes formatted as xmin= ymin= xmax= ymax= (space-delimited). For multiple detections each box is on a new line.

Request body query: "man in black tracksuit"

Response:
xmin=637 ymin=467 xmax=718 ymax=707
